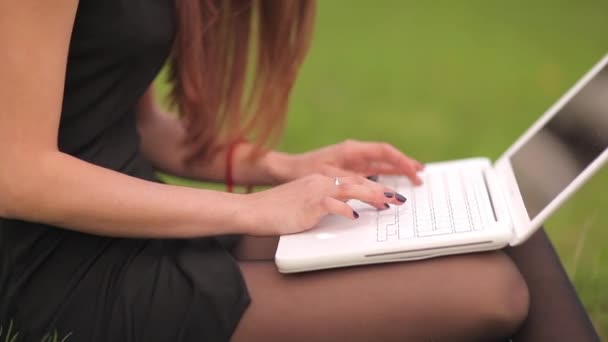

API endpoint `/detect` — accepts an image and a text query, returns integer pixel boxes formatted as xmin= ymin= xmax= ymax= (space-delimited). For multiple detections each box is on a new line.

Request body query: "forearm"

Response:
xmin=183 ymin=142 xmax=292 ymax=186
xmin=138 ymin=106 xmax=293 ymax=185
xmin=137 ymin=87 xmax=296 ymax=185
xmin=1 ymin=151 xmax=254 ymax=238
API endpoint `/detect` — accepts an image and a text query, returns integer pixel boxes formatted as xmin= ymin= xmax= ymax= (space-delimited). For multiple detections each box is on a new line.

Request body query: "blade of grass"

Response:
xmin=59 ymin=332 xmax=72 ymax=342
xmin=4 ymin=320 xmax=13 ymax=342
xmin=570 ymin=211 xmax=597 ymax=277
xmin=8 ymin=332 xmax=18 ymax=342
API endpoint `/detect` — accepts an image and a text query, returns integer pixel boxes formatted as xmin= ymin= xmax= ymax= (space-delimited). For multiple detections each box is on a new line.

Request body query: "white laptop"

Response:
xmin=275 ymin=53 xmax=608 ymax=273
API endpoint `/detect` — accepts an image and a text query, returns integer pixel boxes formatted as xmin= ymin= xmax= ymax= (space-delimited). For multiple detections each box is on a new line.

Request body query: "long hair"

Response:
xmin=169 ymin=0 xmax=316 ymax=164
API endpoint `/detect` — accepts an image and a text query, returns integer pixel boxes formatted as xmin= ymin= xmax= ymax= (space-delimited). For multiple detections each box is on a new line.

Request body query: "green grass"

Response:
xmin=0 ymin=321 xmax=71 ymax=342
xmin=157 ymin=0 xmax=608 ymax=338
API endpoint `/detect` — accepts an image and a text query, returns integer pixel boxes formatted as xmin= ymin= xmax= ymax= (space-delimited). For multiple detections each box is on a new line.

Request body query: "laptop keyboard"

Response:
xmin=377 ymin=169 xmax=493 ymax=242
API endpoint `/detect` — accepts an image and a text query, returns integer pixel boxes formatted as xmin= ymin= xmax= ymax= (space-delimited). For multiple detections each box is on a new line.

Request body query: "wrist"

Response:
xmin=231 ymin=192 xmax=267 ymax=235
xmin=260 ymin=151 xmax=298 ymax=184
xmin=211 ymin=192 xmax=259 ymax=235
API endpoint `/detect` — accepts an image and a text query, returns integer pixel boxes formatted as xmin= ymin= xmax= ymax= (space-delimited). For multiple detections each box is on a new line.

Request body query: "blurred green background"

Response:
xmin=158 ymin=0 xmax=608 ymax=338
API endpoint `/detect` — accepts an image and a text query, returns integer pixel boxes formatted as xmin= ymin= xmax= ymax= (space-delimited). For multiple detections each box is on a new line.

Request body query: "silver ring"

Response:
xmin=334 ymin=177 xmax=341 ymax=186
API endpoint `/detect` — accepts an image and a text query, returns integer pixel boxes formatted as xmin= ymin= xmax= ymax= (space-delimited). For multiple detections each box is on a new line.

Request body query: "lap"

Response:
xmin=231 ymin=236 xmax=529 ymax=341
xmin=231 ymin=235 xmax=279 ymax=261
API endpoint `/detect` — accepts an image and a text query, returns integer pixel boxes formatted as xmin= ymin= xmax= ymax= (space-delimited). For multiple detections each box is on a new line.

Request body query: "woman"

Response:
xmin=0 ymin=0 xmax=599 ymax=341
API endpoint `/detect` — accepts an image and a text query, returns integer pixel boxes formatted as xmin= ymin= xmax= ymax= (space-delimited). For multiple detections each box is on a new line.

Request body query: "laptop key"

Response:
xmin=376 ymin=167 xmax=491 ymax=242
xmin=455 ymin=223 xmax=472 ymax=233
xmin=377 ymin=227 xmax=388 ymax=241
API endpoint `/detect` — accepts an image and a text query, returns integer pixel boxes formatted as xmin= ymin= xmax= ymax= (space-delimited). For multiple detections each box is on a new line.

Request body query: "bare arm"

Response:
xmin=136 ymin=89 xmax=292 ymax=185
xmin=136 ymin=89 xmax=424 ymax=186
xmin=0 ymin=0 xmax=254 ymax=238
xmin=0 ymin=0 xmax=419 ymax=240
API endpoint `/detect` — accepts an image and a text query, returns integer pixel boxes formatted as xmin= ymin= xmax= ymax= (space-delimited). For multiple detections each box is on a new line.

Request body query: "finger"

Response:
xmin=336 ymin=175 xmax=400 ymax=196
xmin=332 ymin=176 xmax=396 ymax=209
xmin=366 ymin=175 xmax=379 ymax=182
xmin=335 ymin=178 xmax=405 ymax=209
xmin=350 ymin=141 xmax=422 ymax=185
xmin=333 ymin=183 xmax=406 ymax=206
xmin=363 ymin=201 xmax=391 ymax=210
xmin=364 ymin=162 xmax=404 ymax=175
xmin=413 ymin=159 xmax=425 ymax=171
xmin=375 ymin=144 xmax=422 ymax=185
xmin=334 ymin=175 xmax=368 ymax=185
xmin=364 ymin=162 xmax=424 ymax=186
xmin=343 ymin=192 xmax=391 ymax=210
xmin=321 ymin=197 xmax=360 ymax=219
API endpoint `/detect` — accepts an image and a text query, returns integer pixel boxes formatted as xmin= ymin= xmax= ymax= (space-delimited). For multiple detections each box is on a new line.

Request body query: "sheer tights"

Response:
xmin=230 ymin=228 xmax=599 ymax=341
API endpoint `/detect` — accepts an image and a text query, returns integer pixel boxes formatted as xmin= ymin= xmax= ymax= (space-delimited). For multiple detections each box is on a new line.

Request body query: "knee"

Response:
xmin=477 ymin=252 xmax=530 ymax=337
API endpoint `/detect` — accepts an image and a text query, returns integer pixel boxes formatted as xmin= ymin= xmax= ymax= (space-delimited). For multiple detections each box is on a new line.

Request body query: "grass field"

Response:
xmin=158 ymin=0 xmax=608 ymax=338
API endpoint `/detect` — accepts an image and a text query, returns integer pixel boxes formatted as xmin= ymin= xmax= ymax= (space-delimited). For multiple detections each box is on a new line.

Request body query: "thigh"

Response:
xmin=231 ymin=235 xmax=279 ymax=261
xmin=232 ymin=251 xmax=529 ymax=342
xmin=507 ymin=228 xmax=600 ymax=341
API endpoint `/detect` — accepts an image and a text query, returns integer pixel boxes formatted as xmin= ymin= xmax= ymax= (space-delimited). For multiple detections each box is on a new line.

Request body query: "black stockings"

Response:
xmin=230 ymin=228 xmax=599 ymax=341
xmin=506 ymin=229 xmax=599 ymax=341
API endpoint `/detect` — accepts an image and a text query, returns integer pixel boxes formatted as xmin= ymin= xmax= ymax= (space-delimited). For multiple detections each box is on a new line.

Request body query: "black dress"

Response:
xmin=0 ymin=1 xmax=250 ymax=341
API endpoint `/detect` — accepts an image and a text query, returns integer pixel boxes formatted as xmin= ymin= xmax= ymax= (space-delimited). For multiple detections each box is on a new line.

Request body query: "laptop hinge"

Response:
xmin=482 ymin=171 xmax=498 ymax=222
xmin=487 ymin=165 xmax=518 ymax=238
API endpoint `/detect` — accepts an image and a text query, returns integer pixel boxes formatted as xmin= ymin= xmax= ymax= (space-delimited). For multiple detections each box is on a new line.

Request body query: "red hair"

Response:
xmin=169 ymin=0 xmax=316 ymax=163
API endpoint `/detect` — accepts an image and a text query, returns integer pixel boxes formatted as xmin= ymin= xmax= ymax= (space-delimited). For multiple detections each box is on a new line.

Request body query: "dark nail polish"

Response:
xmin=395 ymin=193 xmax=407 ymax=203
xmin=384 ymin=203 xmax=390 ymax=209
xmin=367 ymin=175 xmax=379 ymax=182
xmin=353 ymin=210 xmax=360 ymax=219
xmin=384 ymin=192 xmax=394 ymax=198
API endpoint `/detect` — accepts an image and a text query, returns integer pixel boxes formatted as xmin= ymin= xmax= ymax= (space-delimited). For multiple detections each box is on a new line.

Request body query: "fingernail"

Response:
xmin=395 ymin=193 xmax=407 ymax=203
xmin=384 ymin=203 xmax=390 ymax=209
xmin=384 ymin=192 xmax=394 ymax=198
xmin=367 ymin=175 xmax=379 ymax=182
xmin=353 ymin=210 xmax=360 ymax=219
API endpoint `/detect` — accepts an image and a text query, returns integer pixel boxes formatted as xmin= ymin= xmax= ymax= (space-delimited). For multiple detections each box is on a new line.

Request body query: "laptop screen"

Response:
xmin=510 ymin=63 xmax=608 ymax=219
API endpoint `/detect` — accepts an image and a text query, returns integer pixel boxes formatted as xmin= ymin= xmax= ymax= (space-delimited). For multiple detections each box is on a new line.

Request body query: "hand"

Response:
xmin=244 ymin=174 xmax=407 ymax=236
xmin=270 ymin=139 xmax=424 ymax=185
